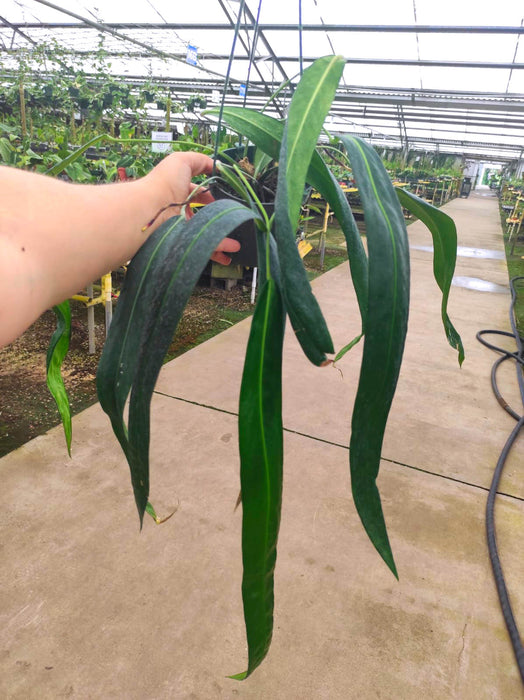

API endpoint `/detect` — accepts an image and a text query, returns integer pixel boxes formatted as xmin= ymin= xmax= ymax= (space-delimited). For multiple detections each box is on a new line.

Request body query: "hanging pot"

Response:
xmin=210 ymin=146 xmax=276 ymax=267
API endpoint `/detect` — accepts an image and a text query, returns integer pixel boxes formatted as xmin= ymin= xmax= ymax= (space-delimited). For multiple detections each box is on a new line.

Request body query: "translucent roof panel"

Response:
xmin=1 ymin=0 xmax=524 ymax=161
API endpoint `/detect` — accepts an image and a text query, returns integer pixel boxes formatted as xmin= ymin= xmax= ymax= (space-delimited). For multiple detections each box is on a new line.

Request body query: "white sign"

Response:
xmin=151 ymin=131 xmax=173 ymax=153
xmin=211 ymin=90 xmax=220 ymax=104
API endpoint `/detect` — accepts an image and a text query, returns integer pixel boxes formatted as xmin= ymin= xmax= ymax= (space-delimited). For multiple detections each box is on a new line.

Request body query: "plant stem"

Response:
xmin=18 ymin=81 xmax=27 ymax=139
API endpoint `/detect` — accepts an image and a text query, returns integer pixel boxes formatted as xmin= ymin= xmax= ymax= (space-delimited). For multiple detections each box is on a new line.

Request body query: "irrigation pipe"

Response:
xmin=476 ymin=276 xmax=524 ymax=684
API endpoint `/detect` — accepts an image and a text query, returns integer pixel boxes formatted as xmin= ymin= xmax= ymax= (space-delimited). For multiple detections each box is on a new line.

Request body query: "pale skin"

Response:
xmin=0 ymin=152 xmax=240 ymax=348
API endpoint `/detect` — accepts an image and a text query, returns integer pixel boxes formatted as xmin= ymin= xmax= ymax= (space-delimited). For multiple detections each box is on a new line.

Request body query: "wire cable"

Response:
xmin=476 ymin=276 xmax=524 ymax=684
xmin=212 ymin=0 xmax=247 ymax=169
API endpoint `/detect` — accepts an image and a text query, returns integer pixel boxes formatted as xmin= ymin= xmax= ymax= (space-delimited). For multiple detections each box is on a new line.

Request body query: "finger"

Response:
xmin=211 ymin=251 xmax=233 ymax=266
xmin=216 ymin=237 xmax=241 ymax=254
xmin=177 ymin=152 xmax=214 ymax=177
xmin=189 ymin=182 xmax=215 ymax=205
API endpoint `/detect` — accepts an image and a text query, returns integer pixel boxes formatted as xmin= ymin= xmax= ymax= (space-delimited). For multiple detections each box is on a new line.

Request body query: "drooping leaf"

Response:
xmin=341 ymin=135 xmax=411 ymax=578
xmin=97 ymin=200 xmax=257 ymax=523
xmin=395 ymin=187 xmax=464 ymax=365
xmin=97 ymin=215 xmax=188 ymax=461
xmin=46 ymin=301 xmax=72 ymax=456
xmin=273 ymin=56 xmax=345 ymax=365
xmin=211 ymin=106 xmax=368 ymax=327
xmin=231 ymin=277 xmax=285 ymax=680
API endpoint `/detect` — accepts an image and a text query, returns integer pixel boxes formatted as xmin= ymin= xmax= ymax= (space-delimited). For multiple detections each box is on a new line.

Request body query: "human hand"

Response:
xmin=146 ymin=151 xmax=240 ymax=265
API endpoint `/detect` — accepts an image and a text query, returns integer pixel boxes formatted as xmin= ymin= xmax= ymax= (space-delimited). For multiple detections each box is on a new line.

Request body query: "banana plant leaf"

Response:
xmin=46 ymin=301 xmax=72 ymax=456
xmin=97 ymin=200 xmax=257 ymax=523
xmin=341 ymin=135 xmax=411 ymax=578
xmin=395 ymin=187 xmax=464 ymax=365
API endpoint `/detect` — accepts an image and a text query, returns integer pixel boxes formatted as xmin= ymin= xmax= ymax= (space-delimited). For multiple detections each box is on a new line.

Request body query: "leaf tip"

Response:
xmin=228 ymin=671 xmax=248 ymax=681
xmin=376 ymin=542 xmax=398 ymax=580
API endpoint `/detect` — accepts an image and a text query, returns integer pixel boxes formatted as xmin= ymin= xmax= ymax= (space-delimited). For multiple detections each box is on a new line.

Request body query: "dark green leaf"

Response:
xmin=395 ymin=187 xmax=464 ymax=365
xmin=97 ymin=200 xmax=257 ymax=523
xmin=274 ymin=56 xmax=345 ymax=364
xmin=46 ymin=301 xmax=72 ymax=456
xmin=97 ymin=215 xmax=188 ymax=461
xmin=341 ymin=135 xmax=411 ymax=578
xmin=231 ymin=278 xmax=285 ymax=680
xmin=282 ymin=55 xmax=346 ymax=229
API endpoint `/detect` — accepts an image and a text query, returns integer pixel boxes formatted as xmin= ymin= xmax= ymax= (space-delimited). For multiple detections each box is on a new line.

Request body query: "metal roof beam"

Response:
xmin=8 ymin=47 xmax=524 ymax=86
xmin=29 ymin=49 xmax=515 ymax=70
xmin=0 ymin=15 xmax=37 ymax=46
xmin=110 ymin=53 xmax=522 ymax=70
xmin=8 ymin=23 xmax=524 ymax=35
xmin=327 ymin=105 xmax=524 ymax=128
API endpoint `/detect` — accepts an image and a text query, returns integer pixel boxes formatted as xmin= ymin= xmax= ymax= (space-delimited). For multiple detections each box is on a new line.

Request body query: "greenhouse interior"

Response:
xmin=1 ymin=0 xmax=523 ymax=697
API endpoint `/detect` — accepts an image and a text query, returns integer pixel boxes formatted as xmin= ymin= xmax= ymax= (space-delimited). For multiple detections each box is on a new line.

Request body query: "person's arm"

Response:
xmin=0 ymin=152 xmax=239 ymax=347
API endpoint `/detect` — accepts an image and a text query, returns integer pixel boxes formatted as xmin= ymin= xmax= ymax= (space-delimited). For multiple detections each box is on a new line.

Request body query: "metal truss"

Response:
xmin=2 ymin=10 xmax=524 ymax=162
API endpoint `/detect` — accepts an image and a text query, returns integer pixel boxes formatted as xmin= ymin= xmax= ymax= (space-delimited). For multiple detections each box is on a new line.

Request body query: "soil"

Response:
xmin=0 ymin=285 xmax=253 ymax=458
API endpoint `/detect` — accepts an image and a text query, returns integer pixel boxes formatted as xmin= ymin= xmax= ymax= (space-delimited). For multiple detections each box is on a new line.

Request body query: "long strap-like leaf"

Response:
xmin=45 ymin=134 xmax=107 ymax=176
xmin=231 ymin=278 xmax=285 ymax=680
xmin=97 ymin=200 xmax=257 ymax=523
xmin=97 ymin=214 xmax=188 ymax=458
xmin=341 ymin=136 xmax=411 ymax=578
xmin=211 ymin=106 xmax=369 ymax=328
xmin=274 ymin=56 xmax=345 ymax=365
xmin=395 ymin=187 xmax=464 ymax=365
xmin=281 ymin=55 xmax=345 ymax=228
xmin=46 ymin=301 xmax=72 ymax=456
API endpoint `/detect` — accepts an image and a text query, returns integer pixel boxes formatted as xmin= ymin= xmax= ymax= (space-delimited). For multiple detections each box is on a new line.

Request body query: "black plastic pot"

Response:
xmin=211 ymin=146 xmax=276 ymax=268
xmin=210 ymin=183 xmax=274 ymax=267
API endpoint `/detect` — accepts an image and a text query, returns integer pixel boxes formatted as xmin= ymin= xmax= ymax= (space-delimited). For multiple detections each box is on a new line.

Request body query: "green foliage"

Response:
xmin=96 ymin=202 xmax=258 ymax=523
xmin=34 ymin=55 xmax=464 ymax=679
xmin=0 ymin=40 xmax=191 ymax=181
xmin=232 ymin=277 xmax=285 ymax=679
xmin=395 ymin=188 xmax=465 ymax=364
xmin=273 ymin=55 xmax=344 ymax=365
xmin=341 ymin=135 xmax=410 ymax=578
xmin=46 ymin=302 xmax=72 ymax=456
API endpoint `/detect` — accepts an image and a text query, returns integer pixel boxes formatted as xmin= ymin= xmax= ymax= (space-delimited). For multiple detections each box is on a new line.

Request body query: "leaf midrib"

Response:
xmin=286 ymin=56 xmax=339 ymax=175
xmin=258 ymin=282 xmax=273 ymax=580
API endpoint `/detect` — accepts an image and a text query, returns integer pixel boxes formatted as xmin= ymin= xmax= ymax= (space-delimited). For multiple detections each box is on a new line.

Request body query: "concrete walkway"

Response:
xmin=1 ymin=189 xmax=523 ymax=699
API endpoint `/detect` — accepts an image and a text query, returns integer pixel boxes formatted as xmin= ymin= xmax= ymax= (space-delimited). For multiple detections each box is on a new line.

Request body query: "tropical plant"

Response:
xmin=45 ymin=55 xmax=464 ymax=679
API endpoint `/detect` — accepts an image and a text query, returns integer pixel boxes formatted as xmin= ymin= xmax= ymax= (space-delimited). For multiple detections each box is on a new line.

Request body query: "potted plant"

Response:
xmin=209 ymin=144 xmax=282 ymax=266
xmin=47 ymin=56 xmax=464 ymax=679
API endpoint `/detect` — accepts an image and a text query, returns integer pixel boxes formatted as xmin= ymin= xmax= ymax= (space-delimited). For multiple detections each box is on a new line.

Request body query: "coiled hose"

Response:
xmin=476 ymin=275 xmax=524 ymax=684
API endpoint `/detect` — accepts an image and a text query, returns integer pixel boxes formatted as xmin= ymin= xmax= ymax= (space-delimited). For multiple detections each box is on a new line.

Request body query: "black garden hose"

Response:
xmin=476 ymin=276 xmax=524 ymax=684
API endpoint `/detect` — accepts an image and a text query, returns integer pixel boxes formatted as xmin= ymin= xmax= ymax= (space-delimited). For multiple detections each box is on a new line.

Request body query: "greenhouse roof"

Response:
xmin=2 ymin=0 xmax=524 ymax=163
